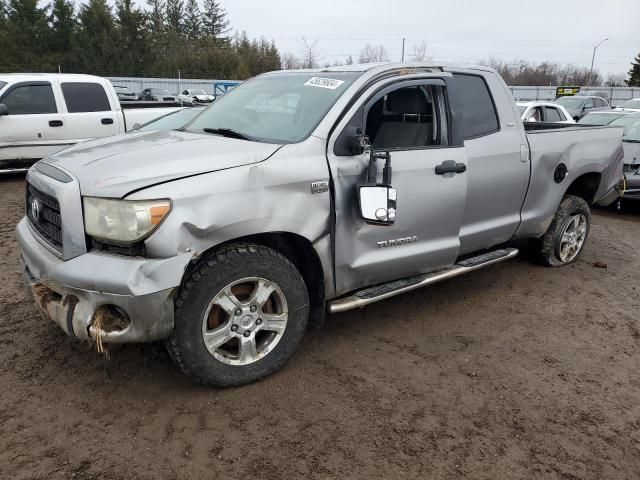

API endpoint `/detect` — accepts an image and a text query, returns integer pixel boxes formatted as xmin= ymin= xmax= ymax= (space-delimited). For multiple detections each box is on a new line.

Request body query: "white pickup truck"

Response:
xmin=0 ymin=74 xmax=182 ymax=173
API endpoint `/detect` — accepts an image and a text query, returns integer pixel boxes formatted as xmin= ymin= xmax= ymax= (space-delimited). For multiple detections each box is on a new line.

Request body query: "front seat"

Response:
xmin=373 ymin=88 xmax=432 ymax=149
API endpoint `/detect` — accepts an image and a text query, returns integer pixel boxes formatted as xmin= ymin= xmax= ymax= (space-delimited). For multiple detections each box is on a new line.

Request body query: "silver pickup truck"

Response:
xmin=16 ymin=63 xmax=623 ymax=387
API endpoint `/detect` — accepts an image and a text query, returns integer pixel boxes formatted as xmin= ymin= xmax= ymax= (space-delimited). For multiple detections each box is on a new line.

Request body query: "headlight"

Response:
xmin=83 ymin=197 xmax=171 ymax=245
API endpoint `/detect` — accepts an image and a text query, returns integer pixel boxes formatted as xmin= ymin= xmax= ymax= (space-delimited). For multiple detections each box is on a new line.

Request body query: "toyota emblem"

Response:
xmin=31 ymin=197 xmax=41 ymax=222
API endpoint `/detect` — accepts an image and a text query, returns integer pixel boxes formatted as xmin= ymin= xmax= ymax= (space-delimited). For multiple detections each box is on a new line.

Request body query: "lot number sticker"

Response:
xmin=304 ymin=77 xmax=345 ymax=90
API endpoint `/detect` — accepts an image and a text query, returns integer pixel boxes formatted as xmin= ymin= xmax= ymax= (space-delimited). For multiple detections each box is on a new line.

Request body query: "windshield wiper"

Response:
xmin=202 ymin=127 xmax=255 ymax=141
xmin=622 ymin=138 xmax=640 ymax=143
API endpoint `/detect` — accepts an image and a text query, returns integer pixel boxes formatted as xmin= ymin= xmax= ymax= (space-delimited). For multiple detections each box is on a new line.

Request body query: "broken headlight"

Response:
xmin=83 ymin=197 xmax=171 ymax=245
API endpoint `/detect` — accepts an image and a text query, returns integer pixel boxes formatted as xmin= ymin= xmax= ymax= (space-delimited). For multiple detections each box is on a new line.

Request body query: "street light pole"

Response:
xmin=588 ymin=37 xmax=608 ymax=86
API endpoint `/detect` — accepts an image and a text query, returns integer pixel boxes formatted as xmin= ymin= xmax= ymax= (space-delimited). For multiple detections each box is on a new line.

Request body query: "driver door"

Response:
xmin=326 ymin=77 xmax=468 ymax=295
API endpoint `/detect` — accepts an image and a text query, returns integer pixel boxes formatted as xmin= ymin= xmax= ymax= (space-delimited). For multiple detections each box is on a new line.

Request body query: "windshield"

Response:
xmin=137 ymin=108 xmax=204 ymax=132
xmin=186 ymin=72 xmax=360 ymax=143
xmin=191 ymin=89 xmax=207 ymax=95
xmin=151 ymin=89 xmax=173 ymax=95
xmin=609 ymin=115 xmax=640 ymax=142
xmin=555 ymin=97 xmax=584 ymax=108
xmin=577 ymin=112 xmax=624 ymax=125
xmin=620 ymin=99 xmax=640 ymax=110
xmin=0 ymin=80 xmax=8 ymax=91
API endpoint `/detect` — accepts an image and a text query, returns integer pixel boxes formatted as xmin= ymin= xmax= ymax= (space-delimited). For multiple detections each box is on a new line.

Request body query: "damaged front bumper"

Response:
xmin=16 ymin=218 xmax=191 ymax=343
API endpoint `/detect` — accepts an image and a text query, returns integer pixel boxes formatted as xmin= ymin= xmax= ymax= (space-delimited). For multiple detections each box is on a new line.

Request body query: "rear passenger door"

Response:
xmin=448 ymin=72 xmax=530 ymax=255
xmin=0 ymin=81 xmax=69 ymax=165
xmin=60 ymin=82 xmax=119 ymax=143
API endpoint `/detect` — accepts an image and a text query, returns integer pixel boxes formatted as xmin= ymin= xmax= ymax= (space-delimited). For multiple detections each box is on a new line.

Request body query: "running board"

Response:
xmin=328 ymin=248 xmax=519 ymax=314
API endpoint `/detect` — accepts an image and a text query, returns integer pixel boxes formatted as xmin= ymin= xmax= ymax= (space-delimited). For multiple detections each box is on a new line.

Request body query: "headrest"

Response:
xmin=386 ymin=88 xmax=429 ymax=114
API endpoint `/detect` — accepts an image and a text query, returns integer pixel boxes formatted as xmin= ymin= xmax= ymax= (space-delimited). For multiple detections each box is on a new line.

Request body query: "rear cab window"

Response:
xmin=61 ymin=82 xmax=111 ymax=113
xmin=448 ymin=73 xmax=499 ymax=139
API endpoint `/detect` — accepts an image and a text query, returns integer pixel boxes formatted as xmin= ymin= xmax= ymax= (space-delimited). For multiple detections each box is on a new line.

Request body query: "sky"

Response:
xmin=223 ymin=0 xmax=639 ymax=77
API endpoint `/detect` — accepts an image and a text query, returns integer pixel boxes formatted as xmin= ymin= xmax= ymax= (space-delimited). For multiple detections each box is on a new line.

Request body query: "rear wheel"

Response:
xmin=532 ymin=195 xmax=591 ymax=267
xmin=168 ymin=244 xmax=309 ymax=387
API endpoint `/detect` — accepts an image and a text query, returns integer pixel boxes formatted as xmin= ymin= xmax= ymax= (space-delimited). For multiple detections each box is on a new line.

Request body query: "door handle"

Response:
xmin=101 ymin=118 xmax=114 ymax=125
xmin=49 ymin=120 xmax=63 ymax=127
xmin=435 ymin=160 xmax=466 ymax=175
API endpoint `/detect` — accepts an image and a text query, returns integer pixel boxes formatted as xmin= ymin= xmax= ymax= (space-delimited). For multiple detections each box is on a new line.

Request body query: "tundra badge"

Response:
xmin=377 ymin=236 xmax=418 ymax=248
xmin=311 ymin=181 xmax=329 ymax=194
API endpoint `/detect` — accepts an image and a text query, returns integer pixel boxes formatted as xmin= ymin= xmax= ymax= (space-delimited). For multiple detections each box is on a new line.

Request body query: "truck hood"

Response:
xmin=43 ymin=130 xmax=282 ymax=198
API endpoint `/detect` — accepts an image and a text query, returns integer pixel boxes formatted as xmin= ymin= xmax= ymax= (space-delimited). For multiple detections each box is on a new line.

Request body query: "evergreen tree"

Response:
xmin=183 ymin=0 xmax=201 ymax=40
xmin=146 ymin=0 xmax=164 ymax=35
xmin=115 ymin=0 xmax=147 ymax=75
xmin=202 ymin=0 xmax=229 ymax=42
xmin=75 ymin=0 xmax=116 ymax=74
xmin=48 ymin=0 xmax=76 ymax=60
xmin=164 ymin=0 xmax=183 ymax=34
xmin=5 ymin=0 xmax=50 ymax=70
xmin=628 ymin=53 xmax=640 ymax=87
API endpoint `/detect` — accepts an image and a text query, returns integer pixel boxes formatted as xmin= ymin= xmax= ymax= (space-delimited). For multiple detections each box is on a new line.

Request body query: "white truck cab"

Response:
xmin=0 ymin=74 xmax=181 ymax=172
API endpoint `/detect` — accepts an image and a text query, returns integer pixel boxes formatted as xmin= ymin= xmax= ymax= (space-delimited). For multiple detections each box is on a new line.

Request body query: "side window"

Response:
xmin=182 ymin=90 xmax=188 ymax=95
xmin=364 ymin=84 xmax=446 ymax=149
xmin=544 ymin=107 xmax=562 ymax=122
xmin=525 ymin=106 xmax=542 ymax=122
xmin=584 ymin=98 xmax=594 ymax=109
xmin=449 ymin=74 xmax=499 ymax=139
xmin=1 ymin=84 xmax=57 ymax=115
xmin=61 ymin=82 xmax=111 ymax=113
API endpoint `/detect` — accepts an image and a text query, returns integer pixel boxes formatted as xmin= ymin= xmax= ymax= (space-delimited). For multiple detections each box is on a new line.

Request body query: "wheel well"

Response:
xmin=565 ymin=172 xmax=601 ymax=204
xmin=187 ymin=232 xmax=326 ymax=328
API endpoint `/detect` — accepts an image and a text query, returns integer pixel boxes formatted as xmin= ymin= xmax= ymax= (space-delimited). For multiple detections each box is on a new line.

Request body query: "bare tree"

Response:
xmin=481 ymin=58 xmax=605 ymax=86
xmin=604 ymin=73 xmax=627 ymax=87
xmin=299 ymin=37 xmax=321 ymax=68
xmin=281 ymin=52 xmax=300 ymax=70
xmin=411 ymin=41 xmax=430 ymax=61
xmin=359 ymin=44 xmax=389 ymax=63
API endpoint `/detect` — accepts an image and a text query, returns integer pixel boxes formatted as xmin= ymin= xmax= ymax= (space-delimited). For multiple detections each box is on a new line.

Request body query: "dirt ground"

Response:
xmin=1 ymin=175 xmax=639 ymax=480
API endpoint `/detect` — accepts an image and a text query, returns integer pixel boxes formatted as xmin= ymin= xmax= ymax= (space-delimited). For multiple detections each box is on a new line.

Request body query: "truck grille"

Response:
xmin=26 ymin=184 xmax=63 ymax=252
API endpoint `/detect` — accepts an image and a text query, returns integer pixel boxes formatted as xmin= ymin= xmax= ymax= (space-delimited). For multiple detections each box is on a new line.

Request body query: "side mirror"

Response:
xmin=358 ymin=150 xmax=396 ymax=225
xmin=359 ymin=185 xmax=397 ymax=225
xmin=0 ymin=104 xmax=8 ymax=116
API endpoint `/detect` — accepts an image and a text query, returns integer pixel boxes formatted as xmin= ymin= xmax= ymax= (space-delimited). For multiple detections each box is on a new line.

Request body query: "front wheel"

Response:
xmin=532 ymin=195 xmax=591 ymax=267
xmin=168 ymin=244 xmax=309 ymax=387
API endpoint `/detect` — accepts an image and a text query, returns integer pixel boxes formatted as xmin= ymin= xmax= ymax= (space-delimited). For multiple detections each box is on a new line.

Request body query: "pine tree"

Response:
xmin=115 ymin=0 xmax=147 ymax=75
xmin=628 ymin=53 xmax=640 ymax=87
xmin=5 ymin=0 xmax=50 ymax=70
xmin=146 ymin=0 xmax=164 ymax=35
xmin=164 ymin=0 xmax=183 ymax=34
xmin=75 ymin=0 xmax=116 ymax=74
xmin=48 ymin=0 xmax=75 ymax=57
xmin=202 ymin=0 xmax=229 ymax=42
xmin=183 ymin=0 xmax=201 ymax=40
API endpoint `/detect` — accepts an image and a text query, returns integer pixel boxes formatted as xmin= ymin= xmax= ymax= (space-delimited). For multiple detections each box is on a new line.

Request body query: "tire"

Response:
xmin=167 ymin=244 xmax=309 ymax=387
xmin=532 ymin=195 xmax=591 ymax=267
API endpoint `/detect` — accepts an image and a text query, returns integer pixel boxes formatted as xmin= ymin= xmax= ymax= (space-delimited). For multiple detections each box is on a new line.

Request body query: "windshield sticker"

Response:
xmin=304 ymin=77 xmax=345 ymax=90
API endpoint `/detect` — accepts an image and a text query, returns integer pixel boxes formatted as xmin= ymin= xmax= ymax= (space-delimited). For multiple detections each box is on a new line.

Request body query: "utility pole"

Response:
xmin=588 ymin=37 xmax=608 ymax=86
xmin=401 ymin=38 xmax=405 ymax=62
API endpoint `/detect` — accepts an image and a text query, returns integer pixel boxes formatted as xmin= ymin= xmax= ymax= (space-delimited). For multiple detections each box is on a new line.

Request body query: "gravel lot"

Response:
xmin=1 ymin=175 xmax=639 ymax=480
